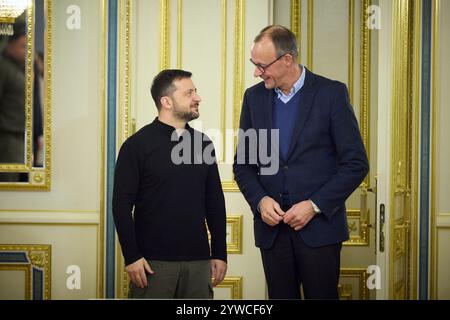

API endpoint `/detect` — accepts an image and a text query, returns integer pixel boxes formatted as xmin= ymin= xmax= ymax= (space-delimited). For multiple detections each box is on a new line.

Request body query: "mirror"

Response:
xmin=0 ymin=0 xmax=51 ymax=189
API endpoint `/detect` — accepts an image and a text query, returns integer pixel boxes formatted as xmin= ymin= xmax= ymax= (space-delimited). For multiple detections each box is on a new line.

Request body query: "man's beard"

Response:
xmin=173 ymin=102 xmax=200 ymax=122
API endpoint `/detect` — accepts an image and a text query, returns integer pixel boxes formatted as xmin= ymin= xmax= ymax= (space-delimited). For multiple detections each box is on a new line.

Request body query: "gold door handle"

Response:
xmin=360 ymin=178 xmax=377 ymax=253
xmin=379 ymin=203 xmax=385 ymax=252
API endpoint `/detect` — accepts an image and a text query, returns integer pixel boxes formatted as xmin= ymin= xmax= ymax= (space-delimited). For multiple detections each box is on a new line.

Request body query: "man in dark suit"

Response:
xmin=233 ymin=25 xmax=369 ymax=299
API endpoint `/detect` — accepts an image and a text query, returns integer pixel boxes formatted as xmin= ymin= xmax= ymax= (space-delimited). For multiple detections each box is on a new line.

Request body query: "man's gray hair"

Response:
xmin=254 ymin=25 xmax=298 ymax=59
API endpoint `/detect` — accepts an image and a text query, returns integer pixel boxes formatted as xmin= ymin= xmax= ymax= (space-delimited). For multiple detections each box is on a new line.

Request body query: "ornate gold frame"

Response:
xmin=226 ymin=215 xmax=243 ymax=254
xmin=0 ymin=244 xmax=51 ymax=299
xmin=340 ymin=268 xmax=369 ymax=300
xmin=344 ymin=209 xmax=370 ymax=246
xmin=216 ymin=276 xmax=242 ymax=299
xmin=206 ymin=215 xmax=243 ymax=254
xmin=0 ymin=264 xmax=31 ymax=299
xmin=0 ymin=0 xmax=52 ymax=190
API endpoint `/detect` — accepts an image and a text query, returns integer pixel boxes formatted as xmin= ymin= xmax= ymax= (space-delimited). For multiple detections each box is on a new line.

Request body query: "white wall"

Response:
xmin=0 ymin=0 xmax=103 ymax=299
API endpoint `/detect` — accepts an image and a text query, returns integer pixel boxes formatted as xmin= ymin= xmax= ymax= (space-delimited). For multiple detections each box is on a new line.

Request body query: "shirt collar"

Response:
xmin=153 ymin=117 xmax=192 ymax=137
xmin=274 ymin=65 xmax=306 ymax=100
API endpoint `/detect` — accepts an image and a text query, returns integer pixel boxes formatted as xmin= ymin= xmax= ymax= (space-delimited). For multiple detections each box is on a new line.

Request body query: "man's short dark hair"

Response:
xmin=254 ymin=25 xmax=298 ymax=59
xmin=150 ymin=69 xmax=192 ymax=111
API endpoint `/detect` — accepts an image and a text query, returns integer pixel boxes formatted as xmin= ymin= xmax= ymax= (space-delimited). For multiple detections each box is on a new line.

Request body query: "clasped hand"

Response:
xmin=259 ymin=197 xmax=316 ymax=230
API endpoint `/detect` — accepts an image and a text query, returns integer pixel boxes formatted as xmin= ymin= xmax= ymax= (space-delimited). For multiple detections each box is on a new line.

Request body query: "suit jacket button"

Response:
xmin=283 ymin=165 xmax=289 ymax=170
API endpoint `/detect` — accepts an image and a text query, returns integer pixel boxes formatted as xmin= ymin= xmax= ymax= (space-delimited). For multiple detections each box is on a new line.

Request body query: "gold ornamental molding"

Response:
xmin=99 ymin=0 xmax=108 ymax=298
xmin=43 ymin=0 xmax=53 ymax=191
xmin=232 ymin=0 xmax=245 ymax=136
xmin=0 ymin=244 xmax=51 ymax=300
xmin=219 ymin=0 xmax=228 ymax=164
xmin=338 ymin=283 xmax=353 ymax=300
xmin=307 ymin=0 xmax=313 ymax=70
xmin=160 ymin=0 xmax=170 ymax=70
xmin=340 ymin=268 xmax=369 ymax=300
xmin=177 ymin=0 xmax=183 ymax=68
xmin=360 ymin=0 xmax=371 ymax=188
xmin=389 ymin=0 xmax=414 ymax=300
xmin=394 ymin=279 xmax=406 ymax=299
xmin=344 ymin=209 xmax=369 ymax=246
xmin=430 ymin=0 xmax=439 ymax=300
xmin=222 ymin=181 xmax=239 ymax=192
xmin=118 ymin=0 xmax=132 ymax=145
xmin=216 ymin=276 xmax=242 ymax=299
xmin=410 ymin=0 xmax=422 ymax=299
xmin=393 ymin=223 xmax=407 ymax=258
xmin=116 ymin=0 xmax=133 ymax=298
xmin=226 ymin=215 xmax=243 ymax=254
xmin=290 ymin=0 xmax=301 ymax=63
xmin=121 ymin=262 xmax=130 ymax=298
xmin=207 ymin=215 xmax=243 ymax=254
xmin=25 ymin=5 xmax=33 ymax=171
xmin=222 ymin=0 xmax=244 ymax=192
xmin=348 ymin=0 xmax=355 ymax=104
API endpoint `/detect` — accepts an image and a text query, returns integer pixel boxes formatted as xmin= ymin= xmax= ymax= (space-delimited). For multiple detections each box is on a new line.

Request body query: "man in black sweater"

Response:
xmin=113 ymin=69 xmax=227 ymax=299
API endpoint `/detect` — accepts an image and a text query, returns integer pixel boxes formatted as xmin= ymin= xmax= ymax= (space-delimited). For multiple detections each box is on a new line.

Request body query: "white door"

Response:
xmin=375 ymin=0 xmax=418 ymax=300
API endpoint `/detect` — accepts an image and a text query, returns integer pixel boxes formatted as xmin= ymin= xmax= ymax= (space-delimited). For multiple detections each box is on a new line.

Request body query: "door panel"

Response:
xmin=116 ymin=0 xmax=271 ymax=299
xmin=389 ymin=0 xmax=414 ymax=299
xmin=282 ymin=0 xmax=377 ymax=299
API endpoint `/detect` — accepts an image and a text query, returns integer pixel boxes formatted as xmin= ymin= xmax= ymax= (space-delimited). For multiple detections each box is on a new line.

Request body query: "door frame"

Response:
xmin=376 ymin=0 xmax=393 ymax=299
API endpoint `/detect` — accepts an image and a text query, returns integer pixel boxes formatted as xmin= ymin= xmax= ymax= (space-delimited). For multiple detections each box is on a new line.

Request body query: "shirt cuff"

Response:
xmin=310 ymin=200 xmax=321 ymax=214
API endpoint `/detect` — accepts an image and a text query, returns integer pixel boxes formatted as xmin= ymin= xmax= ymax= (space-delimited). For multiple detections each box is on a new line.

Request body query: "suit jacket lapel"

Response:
xmin=285 ymin=69 xmax=317 ymax=161
xmin=260 ymin=88 xmax=274 ymax=130
xmin=259 ymin=88 xmax=283 ymax=165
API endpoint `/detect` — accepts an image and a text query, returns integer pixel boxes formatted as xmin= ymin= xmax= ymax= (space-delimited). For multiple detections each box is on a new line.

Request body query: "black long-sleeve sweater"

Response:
xmin=112 ymin=118 xmax=227 ymax=266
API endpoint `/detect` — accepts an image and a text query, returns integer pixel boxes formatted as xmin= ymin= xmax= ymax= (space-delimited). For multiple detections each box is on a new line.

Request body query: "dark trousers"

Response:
xmin=128 ymin=260 xmax=213 ymax=299
xmin=260 ymin=222 xmax=342 ymax=299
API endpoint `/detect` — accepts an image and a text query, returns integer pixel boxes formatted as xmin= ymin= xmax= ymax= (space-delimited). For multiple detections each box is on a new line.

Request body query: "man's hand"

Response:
xmin=259 ymin=196 xmax=285 ymax=226
xmin=283 ymin=200 xmax=317 ymax=231
xmin=211 ymin=259 xmax=227 ymax=287
xmin=125 ymin=257 xmax=154 ymax=288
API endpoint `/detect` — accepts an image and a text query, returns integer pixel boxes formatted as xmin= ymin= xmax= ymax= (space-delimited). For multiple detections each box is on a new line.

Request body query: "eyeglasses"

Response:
xmin=249 ymin=53 xmax=288 ymax=73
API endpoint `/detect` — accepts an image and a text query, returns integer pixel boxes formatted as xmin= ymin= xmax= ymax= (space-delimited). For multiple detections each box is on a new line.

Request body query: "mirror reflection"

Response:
xmin=34 ymin=0 xmax=45 ymax=169
xmin=0 ymin=0 xmax=46 ymax=184
xmin=0 ymin=16 xmax=28 ymax=182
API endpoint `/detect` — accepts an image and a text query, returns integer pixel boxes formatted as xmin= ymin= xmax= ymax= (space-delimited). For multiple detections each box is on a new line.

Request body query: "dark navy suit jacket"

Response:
xmin=233 ymin=68 xmax=369 ymax=249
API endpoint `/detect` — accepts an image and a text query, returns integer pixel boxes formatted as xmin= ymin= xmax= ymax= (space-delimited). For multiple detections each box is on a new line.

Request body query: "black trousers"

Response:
xmin=260 ymin=222 xmax=342 ymax=299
